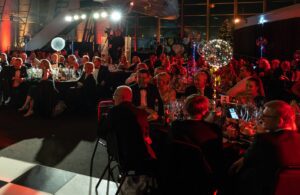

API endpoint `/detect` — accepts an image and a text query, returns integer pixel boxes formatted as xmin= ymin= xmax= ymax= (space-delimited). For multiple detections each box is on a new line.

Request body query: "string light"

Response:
xmin=203 ymin=39 xmax=233 ymax=68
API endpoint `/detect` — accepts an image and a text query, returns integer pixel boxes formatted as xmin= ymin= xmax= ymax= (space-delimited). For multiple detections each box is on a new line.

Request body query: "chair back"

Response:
xmin=160 ymin=140 xmax=214 ymax=195
xmin=274 ymin=167 xmax=300 ymax=195
xmin=97 ymin=100 xmax=114 ymax=138
xmin=105 ymin=104 xmax=156 ymax=175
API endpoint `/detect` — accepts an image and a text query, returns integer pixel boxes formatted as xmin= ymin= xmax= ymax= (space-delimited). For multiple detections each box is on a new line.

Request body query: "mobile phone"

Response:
xmin=229 ymin=108 xmax=239 ymax=119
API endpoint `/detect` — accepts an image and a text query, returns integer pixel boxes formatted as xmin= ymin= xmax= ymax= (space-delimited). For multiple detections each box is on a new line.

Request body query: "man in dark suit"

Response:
xmin=9 ymin=58 xmax=28 ymax=107
xmin=230 ymin=100 xmax=300 ymax=195
xmin=185 ymin=70 xmax=213 ymax=99
xmin=93 ymin=56 xmax=110 ymax=99
xmin=130 ymin=69 xmax=164 ymax=116
xmin=20 ymin=52 xmax=32 ymax=68
xmin=103 ymin=85 xmax=156 ymax=166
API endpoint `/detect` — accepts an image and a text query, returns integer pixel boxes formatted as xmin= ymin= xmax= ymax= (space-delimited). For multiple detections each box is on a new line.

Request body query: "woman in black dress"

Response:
xmin=19 ymin=59 xmax=58 ymax=117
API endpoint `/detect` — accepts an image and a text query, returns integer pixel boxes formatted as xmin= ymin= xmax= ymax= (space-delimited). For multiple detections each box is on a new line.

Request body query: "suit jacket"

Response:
xmin=239 ymin=130 xmax=300 ymax=195
xmin=130 ymin=83 xmax=164 ymax=116
xmin=79 ymin=73 xmax=96 ymax=103
xmin=103 ymin=101 xmax=156 ymax=169
xmin=185 ymin=85 xmax=213 ymax=99
xmin=0 ymin=62 xmax=11 ymax=81
xmin=97 ymin=66 xmax=109 ymax=86
xmin=170 ymin=119 xmax=223 ymax=177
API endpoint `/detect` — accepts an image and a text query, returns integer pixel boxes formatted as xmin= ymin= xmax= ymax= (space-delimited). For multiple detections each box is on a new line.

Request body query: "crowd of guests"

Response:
xmin=1 ymin=49 xmax=300 ymax=117
xmin=102 ymin=85 xmax=300 ymax=195
xmin=1 ymin=48 xmax=300 ymax=194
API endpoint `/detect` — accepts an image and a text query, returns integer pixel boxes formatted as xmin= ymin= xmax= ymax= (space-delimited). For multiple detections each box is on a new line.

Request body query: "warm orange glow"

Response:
xmin=234 ymin=18 xmax=241 ymax=24
xmin=95 ymin=22 xmax=103 ymax=44
xmin=0 ymin=20 xmax=11 ymax=52
xmin=76 ymin=22 xmax=85 ymax=42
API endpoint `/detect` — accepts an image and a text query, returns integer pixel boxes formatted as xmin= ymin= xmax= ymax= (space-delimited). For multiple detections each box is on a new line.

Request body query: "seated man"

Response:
xmin=9 ymin=58 xmax=28 ymax=107
xmin=100 ymin=87 xmax=157 ymax=194
xmin=130 ymin=69 xmax=164 ymax=117
xmin=230 ymin=100 xmax=300 ymax=195
xmin=0 ymin=53 xmax=11 ymax=105
xmin=185 ymin=70 xmax=213 ymax=98
xmin=103 ymin=85 xmax=156 ymax=166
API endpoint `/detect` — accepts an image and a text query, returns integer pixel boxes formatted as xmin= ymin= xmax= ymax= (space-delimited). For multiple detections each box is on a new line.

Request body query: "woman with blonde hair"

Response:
xmin=155 ymin=72 xmax=176 ymax=104
xmin=19 ymin=59 xmax=59 ymax=117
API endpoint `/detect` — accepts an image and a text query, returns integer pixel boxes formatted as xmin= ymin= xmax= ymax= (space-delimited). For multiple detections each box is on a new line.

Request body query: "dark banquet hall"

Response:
xmin=0 ymin=0 xmax=300 ymax=194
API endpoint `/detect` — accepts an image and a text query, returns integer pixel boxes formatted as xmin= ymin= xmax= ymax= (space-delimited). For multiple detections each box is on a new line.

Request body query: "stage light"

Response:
xmin=130 ymin=1 xmax=134 ymax=6
xmin=81 ymin=14 xmax=87 ymax=19
xmin=93 ymin=12 xmax=100 ymax=19
xmin=110 ymin=11 xmax=122 ymax=22
xmin=73 ymin=15 xmax=79 ymax=20
xmin=101 ymin=11 xmax=108 ymax=18
xmin=65 ymin=15 xmax=73 ymax=22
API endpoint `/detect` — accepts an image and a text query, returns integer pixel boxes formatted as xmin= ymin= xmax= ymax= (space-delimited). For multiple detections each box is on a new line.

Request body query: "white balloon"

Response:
xmin=51 ymin=37 xmax=66 ymax=51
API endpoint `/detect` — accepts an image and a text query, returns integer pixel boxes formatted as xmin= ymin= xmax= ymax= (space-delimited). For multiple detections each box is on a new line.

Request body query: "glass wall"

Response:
xmin=124 ymin=0 xmax=299 ymax=50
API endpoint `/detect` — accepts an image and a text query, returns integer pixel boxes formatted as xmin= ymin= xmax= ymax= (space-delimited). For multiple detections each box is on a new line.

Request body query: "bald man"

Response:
xmin=112 ymin=85 xmax=132 ymax=106
xmin=103 ymin=85 xmax=156 ymax=162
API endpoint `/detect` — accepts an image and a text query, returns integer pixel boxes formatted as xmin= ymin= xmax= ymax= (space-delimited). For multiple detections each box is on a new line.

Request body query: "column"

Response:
xmin=206 ymin=0 xmax=210 ymax=41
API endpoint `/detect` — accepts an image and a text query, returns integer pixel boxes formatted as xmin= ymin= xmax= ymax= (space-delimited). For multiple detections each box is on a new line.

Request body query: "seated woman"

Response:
xmin=185 ymin=70 xmax=213 ymax=99
xmin=170 ymin=94 xmax=223 ymax=184
xmin=10 ymin=58 xmax=28 ymax=107
xmin=78 ymin=62 xmax=97 ymax=108
xmin=66 ymin=62 xmax=97 ymax=111
xmin=226 ymin=65 xmax=265 ymax=101
xmin=65 ymin=54 xmax=80 ymax=78
xmin=170 ymin=64 xmax=188 ymax=98
xmin=19 ymin=59 xmax=58 ymax=117
xmin=155 ymin=72 xmax=176 ymax=105
xmin=236 ymin=77 xmax=265 ymax=107
xmin=128 ymin=55 xmax=141 ymax=71
xmin=117 ymin=55 xmax=130 ymax=70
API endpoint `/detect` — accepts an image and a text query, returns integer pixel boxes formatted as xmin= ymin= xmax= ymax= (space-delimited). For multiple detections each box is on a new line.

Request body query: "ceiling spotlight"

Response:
xmin=73 ymin=15 xmax=79 ymax=20
xmin=110 ymin=11 xmax=122 ymax=22
xmin=101 ymin=11 xmax=108 ymax=18
xmin=65 ymin=15 xmax=73 ymax=22
xmin=130 ymin=1 xmax=134 ymax=6
xmin=81 ymin=14 xmax=86 ymax=19
xmin=93 ymin=12 xmax=100 ymax=19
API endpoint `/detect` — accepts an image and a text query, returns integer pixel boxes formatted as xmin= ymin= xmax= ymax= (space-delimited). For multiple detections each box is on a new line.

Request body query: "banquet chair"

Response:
xmin=159 ymin=140 xmax=216 ymax=195
xmin=95 ymin=109 xmax=157 ymax=194
xmin=273 ymin=166 xmax=300 ymax=195
xmin=90 ymin=100 xmax=114 ymax=182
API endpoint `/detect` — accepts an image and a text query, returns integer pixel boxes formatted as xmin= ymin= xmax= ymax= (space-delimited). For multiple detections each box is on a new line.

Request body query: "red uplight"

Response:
xmin=0 ymin=20 xmax=11 ymax=52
